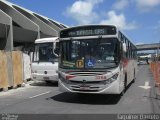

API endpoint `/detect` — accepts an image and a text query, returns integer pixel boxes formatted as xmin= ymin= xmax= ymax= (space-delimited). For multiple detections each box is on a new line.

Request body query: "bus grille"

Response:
xmin=72 ymin=89 xmax=99 ymax=92
xmin=68 ymin=71 xmax=106 ymax=76
xmin=70 ymin=80 xmax=102 ymax=84
xmin=70 ymin=85 xmax=101 ymax=92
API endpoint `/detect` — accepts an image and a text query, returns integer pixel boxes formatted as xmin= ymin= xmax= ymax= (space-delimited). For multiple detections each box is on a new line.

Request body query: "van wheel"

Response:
xmin=121 ymin=74 xmax=127 ymax=96
xmin=45 ymin=80 xmax=52 ymax=84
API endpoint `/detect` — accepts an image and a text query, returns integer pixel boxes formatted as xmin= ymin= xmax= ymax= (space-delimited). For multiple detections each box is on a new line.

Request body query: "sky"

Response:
xmin=8 ymin=0 xmax=160 ymax=45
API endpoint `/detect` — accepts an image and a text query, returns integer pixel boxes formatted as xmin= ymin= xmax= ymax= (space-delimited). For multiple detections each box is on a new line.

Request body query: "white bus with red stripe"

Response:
xmin=58 ymin=25 xmax=137 ymax=95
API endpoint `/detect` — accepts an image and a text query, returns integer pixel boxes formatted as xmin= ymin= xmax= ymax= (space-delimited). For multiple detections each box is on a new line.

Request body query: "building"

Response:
xmin=0 ymin=0 xmax=67 ymax=51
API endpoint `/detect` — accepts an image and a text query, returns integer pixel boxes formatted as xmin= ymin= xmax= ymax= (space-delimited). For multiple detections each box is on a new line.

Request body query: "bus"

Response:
xmin=31 ymin=37 xmax=59 ymax=83
xmin=58 ymin=25 xmax=137 ymax=95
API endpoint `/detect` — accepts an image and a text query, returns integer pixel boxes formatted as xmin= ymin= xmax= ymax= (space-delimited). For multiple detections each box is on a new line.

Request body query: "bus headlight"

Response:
xmin=101 ymin=73 xmax=119 ymax=85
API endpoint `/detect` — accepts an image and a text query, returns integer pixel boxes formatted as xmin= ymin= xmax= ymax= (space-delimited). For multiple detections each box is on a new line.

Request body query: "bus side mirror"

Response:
xmin=123 ymin=43 xmax=127 ymax=53
xmin=53 ymin=42 xmax=58 ymax=57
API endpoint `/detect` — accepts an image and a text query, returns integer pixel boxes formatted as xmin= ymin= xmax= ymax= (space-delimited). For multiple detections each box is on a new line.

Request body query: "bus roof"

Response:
xmin=60 ymin=24 xmax=117 ymax=31
xmin=35 ymin=37 xmax=59 ymax=43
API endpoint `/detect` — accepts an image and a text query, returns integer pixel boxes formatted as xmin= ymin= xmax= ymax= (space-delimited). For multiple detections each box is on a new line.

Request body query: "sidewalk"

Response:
xmin=148 ymin=65 xmax=160 ymax=113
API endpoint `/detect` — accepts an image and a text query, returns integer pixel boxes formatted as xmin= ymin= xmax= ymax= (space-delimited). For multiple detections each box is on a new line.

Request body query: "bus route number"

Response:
xmin=96 ymin=76 xmax=107 ymax=80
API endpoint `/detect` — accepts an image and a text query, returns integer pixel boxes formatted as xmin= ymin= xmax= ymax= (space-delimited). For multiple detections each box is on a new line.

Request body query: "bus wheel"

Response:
xmin=121 ymin=75 xmax=127 ymax=96
xmin=133 ymin=69 xmax=136 ymax=83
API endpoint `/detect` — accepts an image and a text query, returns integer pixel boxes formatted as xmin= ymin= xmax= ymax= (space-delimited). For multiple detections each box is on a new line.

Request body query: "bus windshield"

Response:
xmin=60 ymin=38 xmax=120 ymax=69
xmin=33 ymin=42 xmax=59 ymax=62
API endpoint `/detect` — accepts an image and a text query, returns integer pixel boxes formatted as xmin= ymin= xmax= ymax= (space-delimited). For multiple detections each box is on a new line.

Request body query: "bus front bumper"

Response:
xmin=58 ymin=79 xmax=121 ymax=94
xmin=32 ymin=73 xmax=58 ymax=82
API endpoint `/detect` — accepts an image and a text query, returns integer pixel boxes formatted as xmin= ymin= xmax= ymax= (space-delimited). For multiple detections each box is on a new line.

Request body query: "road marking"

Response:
xmin=29 ymin=91 xmax=51 ymax=99
xmin=138 ymin=81 xmax=151 ymax=90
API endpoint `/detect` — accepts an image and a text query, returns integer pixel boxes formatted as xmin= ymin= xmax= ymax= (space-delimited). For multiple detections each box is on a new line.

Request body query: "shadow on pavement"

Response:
xmin=30 ymin=81 xmax=58 ymax=87
xmin=49 ymin=93 xmax=121 ymax=105
xmin=48 ymin=78 xmax=136 ymax=105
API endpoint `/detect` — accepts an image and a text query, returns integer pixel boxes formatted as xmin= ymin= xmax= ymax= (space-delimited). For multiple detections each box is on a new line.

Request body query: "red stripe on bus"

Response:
xmin=66 ymin=75 xmax=76 ymax=80
xmin=122 ymin=59 xmax=129 ymax=68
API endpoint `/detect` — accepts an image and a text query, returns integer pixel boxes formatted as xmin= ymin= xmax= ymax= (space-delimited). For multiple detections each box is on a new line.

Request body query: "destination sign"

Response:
xmin=68 ymin=29 xmax=105 ymax=36
xmin=60 ymin=26 xmax=116 ymax=38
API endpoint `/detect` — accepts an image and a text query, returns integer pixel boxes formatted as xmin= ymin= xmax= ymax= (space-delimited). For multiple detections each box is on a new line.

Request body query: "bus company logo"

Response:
xmin=83 ymin=80 xmax=86 ymax=83
xmin=44 ymin=71 xmax=47 ymax=74
xmin=82 ymin=80 xmax=87 ymax=85
xmin=80 ymin=80 xmax=89 ymax=88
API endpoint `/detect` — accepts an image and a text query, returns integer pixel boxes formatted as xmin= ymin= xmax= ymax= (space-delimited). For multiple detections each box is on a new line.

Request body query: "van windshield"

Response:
xmin=33 ymin=42 xmax=59 ymax=62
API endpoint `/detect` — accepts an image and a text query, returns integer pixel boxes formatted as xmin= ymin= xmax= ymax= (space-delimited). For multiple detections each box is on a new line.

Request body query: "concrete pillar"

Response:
xmin=0 ymin=9 xmax=13 ymax=51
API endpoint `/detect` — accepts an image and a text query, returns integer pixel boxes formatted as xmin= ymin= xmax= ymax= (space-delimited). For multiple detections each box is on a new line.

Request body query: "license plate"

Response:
xmin=80 ymin=85 xmax=90 ymax=90
xmin=43 ymin=77 xmax=49 ymax=80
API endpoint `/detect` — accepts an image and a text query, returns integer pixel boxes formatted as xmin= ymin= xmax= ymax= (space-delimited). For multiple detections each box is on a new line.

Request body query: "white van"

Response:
xmin=31 ymin=37 xmax=59 ymax=83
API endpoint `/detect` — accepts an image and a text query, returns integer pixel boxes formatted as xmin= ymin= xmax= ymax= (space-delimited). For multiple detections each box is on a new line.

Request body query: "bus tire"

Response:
xmin=132 ymin=69 xmax=136 ymax=83
xmin=121 ymin=74 xmax=127 ymax=96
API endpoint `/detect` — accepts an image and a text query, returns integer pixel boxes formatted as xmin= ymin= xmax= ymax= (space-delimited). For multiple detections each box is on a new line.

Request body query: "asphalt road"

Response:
xmin=0 ymin=65 xmax=160 ymax=114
